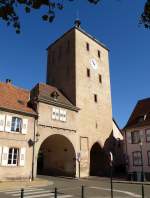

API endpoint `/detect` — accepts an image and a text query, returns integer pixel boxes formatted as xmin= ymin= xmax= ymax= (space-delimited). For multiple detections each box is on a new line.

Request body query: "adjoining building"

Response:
xmin=0 ymin=22 xmax=123 ymax=180
xmin=123 ymin=98 xmax=150 ymax=181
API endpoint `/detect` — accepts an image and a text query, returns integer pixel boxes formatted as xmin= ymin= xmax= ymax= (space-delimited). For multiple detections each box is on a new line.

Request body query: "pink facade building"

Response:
xmin=123 ymin=98 xmax=150 ymax=181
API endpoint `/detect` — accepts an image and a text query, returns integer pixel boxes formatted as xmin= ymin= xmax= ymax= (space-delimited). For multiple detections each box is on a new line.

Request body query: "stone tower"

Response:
xmin=46 ymin=23 xmax=112 ymax=177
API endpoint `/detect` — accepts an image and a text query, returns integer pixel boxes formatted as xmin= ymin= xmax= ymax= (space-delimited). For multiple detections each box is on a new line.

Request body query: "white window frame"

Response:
xmin=11 ymin=117 xmax=22 ymax=133
xmin=7 ymin=147 xmax=19 ymax=166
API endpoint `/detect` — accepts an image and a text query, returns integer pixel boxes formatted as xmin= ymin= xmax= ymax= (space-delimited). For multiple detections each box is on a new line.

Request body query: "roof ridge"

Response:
xmin=0 ymin=81 xmax=29 ymax=93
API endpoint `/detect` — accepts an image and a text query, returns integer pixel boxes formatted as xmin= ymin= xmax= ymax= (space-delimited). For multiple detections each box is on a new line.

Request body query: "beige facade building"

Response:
xmin=123 ymin=98 xmax=150 ymax=181
xmin=0 ymin=23 xmax=123 ymax=180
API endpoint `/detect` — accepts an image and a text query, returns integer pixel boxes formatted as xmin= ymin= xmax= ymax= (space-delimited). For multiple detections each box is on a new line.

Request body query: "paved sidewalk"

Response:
xmin=0 ymin=178 xmax=52 ymax=190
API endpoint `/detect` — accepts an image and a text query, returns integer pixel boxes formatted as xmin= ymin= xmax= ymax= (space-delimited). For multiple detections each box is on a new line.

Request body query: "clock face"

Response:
xmin=90 ymin=59 xmax=98 ymax=70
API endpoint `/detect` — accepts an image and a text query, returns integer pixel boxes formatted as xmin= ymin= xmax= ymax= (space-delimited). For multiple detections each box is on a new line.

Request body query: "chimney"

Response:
xmin=6 ymin=79 xmax=12 ymax=84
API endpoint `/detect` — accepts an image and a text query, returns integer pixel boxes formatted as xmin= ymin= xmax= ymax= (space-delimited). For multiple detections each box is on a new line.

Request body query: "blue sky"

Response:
xmin=0 ymin=0 xmax=149 ymax=128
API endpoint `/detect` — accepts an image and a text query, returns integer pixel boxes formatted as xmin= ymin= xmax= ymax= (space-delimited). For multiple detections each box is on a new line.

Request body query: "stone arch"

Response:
xmin=90 ymin=142 xmax=110 ymax=176
xmin=37 ymin=134 xmax=76 ymax=177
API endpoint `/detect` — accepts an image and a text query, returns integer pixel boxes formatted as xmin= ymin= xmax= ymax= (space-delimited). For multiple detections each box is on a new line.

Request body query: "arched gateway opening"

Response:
xmin=90 ymin=142 xmax=109 ymax=176
xmin=37 ymin=134 xmax=76 ymax=177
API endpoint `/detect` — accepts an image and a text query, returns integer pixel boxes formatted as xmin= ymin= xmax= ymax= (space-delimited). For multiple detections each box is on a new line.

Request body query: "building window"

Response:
xmin=58 ymin=46 xmax=62 ymax=59
xmin=99 ymin=74 xmax=102 ymax=83
xmin=147 ymin=151 xmax=150 ymax=166
xmin=94 ymin=94 xmax=97 ymax=103
xmin=8 ymin=148 xmax=19 ymax=166
xmin=67 ymin=40 xmax=70 ymax=52
xmin=11 ymin=117 xmax=22 ymax=132
xmin=52 ymin=51 xmax=55 ymax=64
xmin=87 ymin=68 xmax=90 ymax=77
xmin=98 ymin=50 xmax=101 ymax=58
xmin=146 ymin=129 xmax=150 ymax=142
xmin=86 ymin=42 xmax=89 ymax=51
xmin=131 ymin=131 xmax=140 ymax=144
xmin=133 ymin=151 xmax=142 ymax=166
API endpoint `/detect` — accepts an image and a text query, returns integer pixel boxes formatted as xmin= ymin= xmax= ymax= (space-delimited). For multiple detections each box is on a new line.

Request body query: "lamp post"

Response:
xmin=139 ymin=140 xmax=144 ymax=198
xmin=29 ymin=131 xmax=40 ymax=181
xmin=109 ymin=151 xmax=113 ymax=198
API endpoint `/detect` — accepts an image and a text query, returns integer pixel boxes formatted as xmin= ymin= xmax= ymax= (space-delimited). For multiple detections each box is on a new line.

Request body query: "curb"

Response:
xmin=0 ymin=179 xmax=53 ymax=190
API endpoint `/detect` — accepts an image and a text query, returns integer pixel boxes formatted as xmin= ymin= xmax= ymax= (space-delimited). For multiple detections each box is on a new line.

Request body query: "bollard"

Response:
xmin=21 ymin=188 xmax=24 ymax=198
xmin=81 ymin=185 xmax=84 ymax=198
xmin=54 ymin=187 xmax=57 ymax=198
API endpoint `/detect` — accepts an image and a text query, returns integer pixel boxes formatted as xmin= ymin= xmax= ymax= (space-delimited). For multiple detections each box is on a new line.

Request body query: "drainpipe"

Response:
xmin=31 ymin=117 xmax=37 ymax=180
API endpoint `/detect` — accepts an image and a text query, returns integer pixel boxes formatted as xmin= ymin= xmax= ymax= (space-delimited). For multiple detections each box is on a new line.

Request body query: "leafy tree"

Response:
xmin=0 ymin=0 xmax=150 ymax=33
xmin=141 ymin=0 xmax=150 ymax=28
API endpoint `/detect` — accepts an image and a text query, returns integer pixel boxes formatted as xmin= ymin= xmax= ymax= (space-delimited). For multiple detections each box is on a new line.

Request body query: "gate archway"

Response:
xmin=37 ymin=134 xmax=76 ymax=177
xmin=90 ymin=142 xmax=109 ymax=176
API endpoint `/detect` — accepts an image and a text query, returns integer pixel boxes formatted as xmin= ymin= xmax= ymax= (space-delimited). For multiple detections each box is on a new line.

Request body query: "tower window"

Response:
xmin=94 ymin=94 xmax=97 ymax=103
xmin=59 ymin=46 xmax=62 ymax=59
xmin=86 ymin=42 xmax=89 ymax=51
xmin=99 ymin=74 xmax=102 ymax=83
xmin=98 ymin=50 xmax=101 ymax=58
xmin=87 ymin=68 xmax=90 ymax=77
xmin=52 ymin=51 xmax=55 ymax=64
xmin=66 ymin=40 xmax=70 ymax=52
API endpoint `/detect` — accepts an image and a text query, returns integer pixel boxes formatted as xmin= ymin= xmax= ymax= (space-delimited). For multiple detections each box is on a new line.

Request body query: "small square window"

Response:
xmin=86 ymin=43 xmax=89 ymax=51
xmin=98 ymin=50 xmax=101 ymax=58
xmin=99 ymin=74 xmax=102 ymax=83
xmin=94 ymin=94 xmax=97 ymax=103
xmin=87 ymin=68 xmax=90 ymax=77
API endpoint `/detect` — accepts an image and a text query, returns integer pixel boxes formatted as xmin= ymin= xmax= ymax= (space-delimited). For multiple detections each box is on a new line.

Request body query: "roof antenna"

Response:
xmin=74 ymin=9 xmax=81 ymax=28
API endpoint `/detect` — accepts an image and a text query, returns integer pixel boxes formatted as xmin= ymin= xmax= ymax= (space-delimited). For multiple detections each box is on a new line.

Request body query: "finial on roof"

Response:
xmin=74 ymin=19 xmax=81 ymax=28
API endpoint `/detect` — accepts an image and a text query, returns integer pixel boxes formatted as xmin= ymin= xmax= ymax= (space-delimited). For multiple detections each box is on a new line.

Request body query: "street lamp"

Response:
xmin=28 ymin=131 xmax=40 ymax=181
xmin=109 ymin=151 xmax=113 ymax=198
xmin=139 ymin=140 xmax=144 ymax=198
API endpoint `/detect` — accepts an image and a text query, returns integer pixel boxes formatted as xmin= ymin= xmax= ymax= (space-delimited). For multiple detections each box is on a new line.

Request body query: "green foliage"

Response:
xmin=0 ymin=0 xmax=100 ymax=33
xmin=140 ymin=0 xmax=150 ymax=28
xmin=0 ymin=0 xmax=149 ymax=33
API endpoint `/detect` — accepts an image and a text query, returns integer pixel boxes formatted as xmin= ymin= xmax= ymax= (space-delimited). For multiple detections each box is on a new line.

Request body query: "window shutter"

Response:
xmin=52 ymin=107 xmax=56 ymax=120
xmin=59 ymin=109 xmax=63 ymax=121
xmin=22 ymin=119 xmax=28 ymax=134
xmin=55 ymin=108 xmax=60 ymax=120
xmin=127 ymin=132 xmax=132 ymax=143
xmin=5 ymin=115 xmax=12 ymax=132
xmin=1 ymin=147 xmax=9 ymax=166
xmin=0 ymin=146 xmax=2 ymax=164
xmin=140 ymin=130 xmax=144 ymax=142
xmin=0 ymin=114 xmax=5 ymax=131
xmin=19 ymin=147 xmax=26 ymax=166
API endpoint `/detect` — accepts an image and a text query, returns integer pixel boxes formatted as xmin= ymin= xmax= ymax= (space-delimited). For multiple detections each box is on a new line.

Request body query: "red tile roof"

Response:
xmin=124 ymin=98 xmax=150 ymax=129
xmin=0 ymin=82 xmax=36 ymax=116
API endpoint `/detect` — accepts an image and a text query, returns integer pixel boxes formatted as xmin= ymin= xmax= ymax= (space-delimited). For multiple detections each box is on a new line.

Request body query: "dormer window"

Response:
xmin=136 ymin=115 xmax=146 ymax=123
xmin=51 ymin=91 xmax=59 ymax=100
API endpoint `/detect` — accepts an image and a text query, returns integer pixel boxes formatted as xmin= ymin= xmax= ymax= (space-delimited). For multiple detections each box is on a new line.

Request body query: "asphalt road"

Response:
xmin=0 ymin=176 xmax=150 ymax=198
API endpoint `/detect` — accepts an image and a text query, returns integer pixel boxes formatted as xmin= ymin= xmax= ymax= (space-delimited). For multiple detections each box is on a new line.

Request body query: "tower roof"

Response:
xmin=47 ymin=25 xmax=109 ymax=51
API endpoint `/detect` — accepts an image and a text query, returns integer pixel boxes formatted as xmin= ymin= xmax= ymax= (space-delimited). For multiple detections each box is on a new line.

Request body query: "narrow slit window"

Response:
xmin=94 ymin=94 xmax=97 ymax=103
xmin=87 ymin=68 xmax=90 ymax=77
xmin=98 ymin=50 xmax=101 ymax=58
xmin=86 ymin=42 xmax=89 ymax=51
xmin=99 ymin=74 xmax=102 ymax=83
